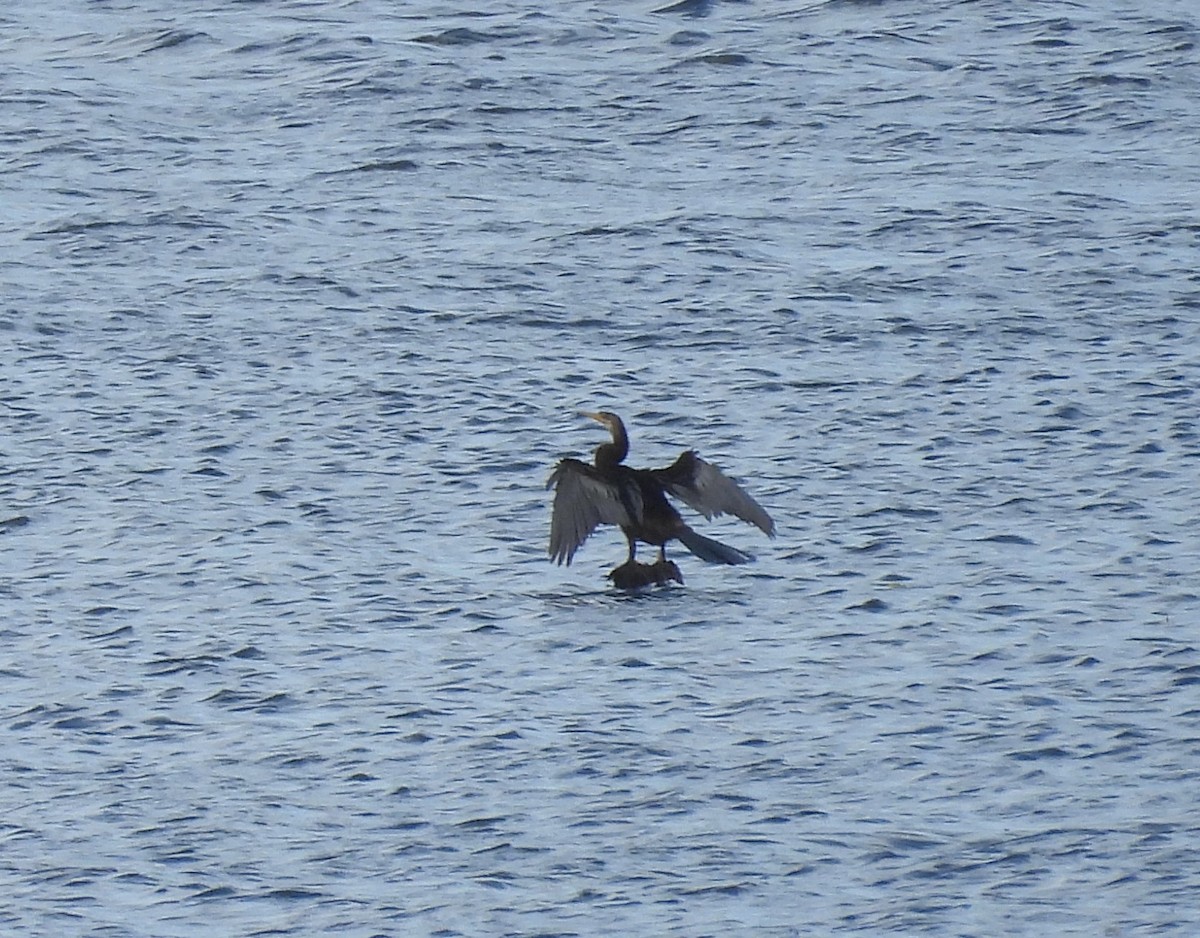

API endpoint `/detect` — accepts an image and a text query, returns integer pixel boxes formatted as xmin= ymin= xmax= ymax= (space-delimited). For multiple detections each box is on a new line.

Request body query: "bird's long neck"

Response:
xmin=594 ymin=419 xmax=629 ymax=471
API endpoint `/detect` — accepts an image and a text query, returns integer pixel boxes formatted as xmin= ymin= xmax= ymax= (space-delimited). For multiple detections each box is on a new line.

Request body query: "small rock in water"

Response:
xmin=608 ymin=559 xmax=683 ymax=590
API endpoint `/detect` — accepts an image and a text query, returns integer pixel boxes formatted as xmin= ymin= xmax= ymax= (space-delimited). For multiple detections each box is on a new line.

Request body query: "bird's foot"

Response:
xmin=608 ymin=558 xmax=683 ymax=590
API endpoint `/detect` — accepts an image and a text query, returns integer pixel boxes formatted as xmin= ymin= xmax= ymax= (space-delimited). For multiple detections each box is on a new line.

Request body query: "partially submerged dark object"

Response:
xmin=548 ymin=411 xmax=774 ymax=589
xmin=608 ymin=558 xmax=684 ymax=590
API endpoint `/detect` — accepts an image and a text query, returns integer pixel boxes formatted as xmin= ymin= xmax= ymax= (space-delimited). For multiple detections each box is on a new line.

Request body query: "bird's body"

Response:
xmin=547 ymin=411 xmax=774 ymax=587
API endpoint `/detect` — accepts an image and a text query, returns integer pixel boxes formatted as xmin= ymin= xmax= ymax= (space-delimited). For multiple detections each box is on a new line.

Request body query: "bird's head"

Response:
xmin=580 ymin=410 xmax=629 ymax=464
xmin=580 ymin=410 xmax=622 ymax=435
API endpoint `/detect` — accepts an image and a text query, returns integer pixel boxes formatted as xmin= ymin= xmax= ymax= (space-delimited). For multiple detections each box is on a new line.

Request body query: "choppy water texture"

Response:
xmin=4 ymin=1 xmax=1200 ymax=935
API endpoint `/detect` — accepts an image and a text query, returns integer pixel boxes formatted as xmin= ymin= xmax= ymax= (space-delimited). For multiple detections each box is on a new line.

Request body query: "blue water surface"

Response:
xmin=3 ymin=1 xmax=1200 ymax=935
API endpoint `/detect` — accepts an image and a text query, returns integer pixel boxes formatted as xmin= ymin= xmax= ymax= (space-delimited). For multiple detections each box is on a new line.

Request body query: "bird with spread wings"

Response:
xmin=548 ymin=411 xmax=774 ymax=588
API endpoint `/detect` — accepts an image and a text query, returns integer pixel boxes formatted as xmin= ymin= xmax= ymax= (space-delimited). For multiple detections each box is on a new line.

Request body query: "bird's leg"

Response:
xmin=625 ymin=533 xmax=638 ymax=564
xmin=657 ymin=545 xmax=667 ymax=564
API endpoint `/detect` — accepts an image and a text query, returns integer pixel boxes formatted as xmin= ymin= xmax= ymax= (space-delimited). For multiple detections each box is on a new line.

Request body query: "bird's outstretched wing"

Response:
xmin=547 ymin=458 xmax=642 ymax=565
xmin=654 ymin=450 xmax=775 ymax=536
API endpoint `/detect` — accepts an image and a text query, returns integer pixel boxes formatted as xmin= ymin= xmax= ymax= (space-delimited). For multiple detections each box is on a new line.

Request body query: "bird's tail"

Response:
xmin=677 ymin=527 xmax=752 ymax=565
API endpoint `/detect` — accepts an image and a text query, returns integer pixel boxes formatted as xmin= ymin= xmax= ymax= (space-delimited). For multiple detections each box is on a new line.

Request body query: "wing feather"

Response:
xmin=654 ymin=450 xmax=775 ymax=536
xmin=546 ymin=458 xmax=641 ymax=565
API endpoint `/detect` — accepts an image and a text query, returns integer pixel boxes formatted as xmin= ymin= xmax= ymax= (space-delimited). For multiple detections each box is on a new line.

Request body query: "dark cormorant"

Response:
xmin=547 ymin=411 xmax=775 ymax=588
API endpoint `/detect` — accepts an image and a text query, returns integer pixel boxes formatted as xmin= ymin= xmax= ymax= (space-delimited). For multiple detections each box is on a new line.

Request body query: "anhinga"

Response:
xmin=547 ymin=411 xmax=775 ymax=588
